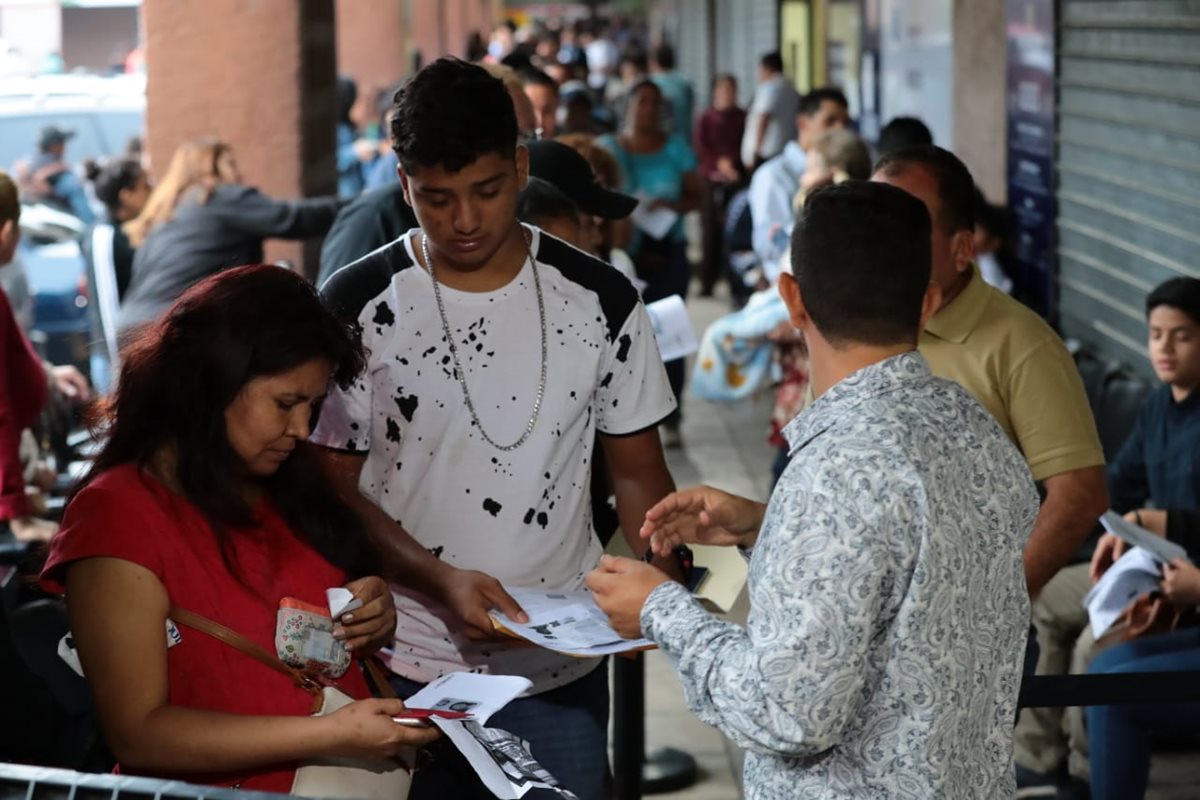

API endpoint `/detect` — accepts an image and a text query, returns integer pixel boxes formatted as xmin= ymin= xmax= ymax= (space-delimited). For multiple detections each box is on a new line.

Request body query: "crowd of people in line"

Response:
xmin=2 ymin=13 xmax=1199 ymax=800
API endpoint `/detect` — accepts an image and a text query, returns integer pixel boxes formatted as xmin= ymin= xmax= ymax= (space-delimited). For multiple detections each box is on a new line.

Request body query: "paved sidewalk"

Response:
xmin=625 ymin=286 xmax=779 ymax=800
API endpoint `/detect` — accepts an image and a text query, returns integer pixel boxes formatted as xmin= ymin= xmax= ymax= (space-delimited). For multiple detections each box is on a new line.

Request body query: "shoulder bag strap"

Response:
xmin=168 ymin=605 xmax=321 ymax=695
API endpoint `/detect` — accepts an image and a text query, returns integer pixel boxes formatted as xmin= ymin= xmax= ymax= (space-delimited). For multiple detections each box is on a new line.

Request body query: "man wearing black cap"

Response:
xmin=520 ymin=138 xmax=637 ymax=259
xmin=16 ymin=125 xmax=95 ymax=223
xmin=526 ymin=139 xmax=637 ymax=220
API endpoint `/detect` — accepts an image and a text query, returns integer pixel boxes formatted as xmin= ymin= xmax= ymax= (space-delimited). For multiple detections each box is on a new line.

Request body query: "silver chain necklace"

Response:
xmin=420 ymin=229 xmax=547 ymax=451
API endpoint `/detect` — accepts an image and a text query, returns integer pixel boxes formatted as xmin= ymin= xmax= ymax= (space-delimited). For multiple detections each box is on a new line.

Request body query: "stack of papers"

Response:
xmin=490 ymin=587 xmax=655 ymax=657
xmin=407 ymin=673 xmax=578 ymax=799
xmin=1099 ymin=511 xmax=1190 ymax=563
xmin=1084 ymin=513 xmax=1191 ymax=638
xmin=645 ymin=295 xmax=698 ymax=362
xmin=631 ymin=192 xmax=679 ymax=240
xmin=1083 ymin=548 xmax=1163 ymax=638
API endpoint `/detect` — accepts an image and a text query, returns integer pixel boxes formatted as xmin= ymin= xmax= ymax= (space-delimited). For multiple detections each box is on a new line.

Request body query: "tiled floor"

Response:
xmin=610 ymin=287 xmax=777 ymax=800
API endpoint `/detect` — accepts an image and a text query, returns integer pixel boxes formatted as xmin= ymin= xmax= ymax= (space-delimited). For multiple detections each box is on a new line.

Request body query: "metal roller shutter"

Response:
xmin=717 ymin=0 xmax=779 ymax=107
xmin=1056 ymin=0 xmax=1200 ymax=374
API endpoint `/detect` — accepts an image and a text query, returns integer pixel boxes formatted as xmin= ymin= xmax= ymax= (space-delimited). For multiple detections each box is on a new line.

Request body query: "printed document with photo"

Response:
xmin=406 ymin=672 xmax=579 ymax=799
xmin=1082 ymin=547 xmax=1164 ymax=638
xmin=490 ymin=586 xmax=655 ymax=657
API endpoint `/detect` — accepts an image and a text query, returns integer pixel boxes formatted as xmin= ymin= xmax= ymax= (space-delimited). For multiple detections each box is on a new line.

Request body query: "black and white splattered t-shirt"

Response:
xmin=312 ymin=225 xmax=676 ymax=693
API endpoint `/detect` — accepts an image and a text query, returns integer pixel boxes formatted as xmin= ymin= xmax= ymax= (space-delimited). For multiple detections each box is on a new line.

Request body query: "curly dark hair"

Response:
xmin=76 ymin=264 xmax=375 ymax=581
xmin=390 ymin=57 xmax=518 ymax=174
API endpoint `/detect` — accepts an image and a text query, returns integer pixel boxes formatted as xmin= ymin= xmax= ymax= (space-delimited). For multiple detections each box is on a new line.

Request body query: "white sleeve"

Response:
xmin=749 ymin=165 xmax=794 ymax=270
xmin=594 ymin=302 xmax=677 ymax=435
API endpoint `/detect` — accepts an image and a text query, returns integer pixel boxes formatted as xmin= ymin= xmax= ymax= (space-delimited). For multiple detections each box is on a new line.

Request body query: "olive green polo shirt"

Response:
xmin=920 ymin=266 xmax=1105 ymax=481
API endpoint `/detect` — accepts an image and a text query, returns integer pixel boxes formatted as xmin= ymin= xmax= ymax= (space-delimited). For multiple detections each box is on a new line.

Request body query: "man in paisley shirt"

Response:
xmin=589 ymin=181 xmax=1040 ymax=799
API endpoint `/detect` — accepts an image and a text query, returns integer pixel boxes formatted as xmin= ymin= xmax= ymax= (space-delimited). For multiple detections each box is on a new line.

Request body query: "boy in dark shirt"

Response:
xmin=1018 ymin=276 xmax=1200 ymax=792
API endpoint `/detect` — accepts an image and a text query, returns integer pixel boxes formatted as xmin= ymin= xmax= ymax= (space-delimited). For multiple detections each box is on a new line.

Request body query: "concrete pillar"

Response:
xmin=141 ymin=0 xmax=337 ymax=277
xmin=952 ymin=0 xmax=1007 ymax=202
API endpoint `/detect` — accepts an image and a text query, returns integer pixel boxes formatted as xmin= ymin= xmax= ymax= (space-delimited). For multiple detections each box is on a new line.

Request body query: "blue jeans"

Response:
xmin=390 ymin=661 xmax=611 ymax=800
xmin=1086 ymin=627 xmax=1200 ymax=799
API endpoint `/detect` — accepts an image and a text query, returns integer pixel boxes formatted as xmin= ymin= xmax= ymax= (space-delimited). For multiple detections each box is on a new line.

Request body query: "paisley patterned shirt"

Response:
xmin=642 ymin=352 xmax=1038 ymax=799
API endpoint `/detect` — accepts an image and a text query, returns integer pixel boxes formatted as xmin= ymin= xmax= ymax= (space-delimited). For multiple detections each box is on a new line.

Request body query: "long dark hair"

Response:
xmin=76 ymin=264 xmax=374 ymax=580
xmin=84 ymin=157 xmax=145 ymax=218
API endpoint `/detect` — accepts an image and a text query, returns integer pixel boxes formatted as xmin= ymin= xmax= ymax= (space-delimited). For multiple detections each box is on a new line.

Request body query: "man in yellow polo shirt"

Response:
xmin=872 ymin=146 xmax=1108 ymax=601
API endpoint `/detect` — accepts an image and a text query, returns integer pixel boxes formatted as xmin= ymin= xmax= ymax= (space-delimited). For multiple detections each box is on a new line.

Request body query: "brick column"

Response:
xmin=141 ymin=0 xmax=337 ymax=278
xmin=335 ymin=0 xmax=408 ymax=93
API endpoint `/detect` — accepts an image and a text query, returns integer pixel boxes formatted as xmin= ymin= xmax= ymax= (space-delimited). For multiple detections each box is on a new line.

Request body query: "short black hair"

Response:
xmin=621 ymin=47 xmax=649 ymax=73
xmin=1147 ymin=277 xmax=1200 ymax=326
xmin=653 ymin=42 xmax=676 ymax=70
xmin=799 ymin=87 xmax=849 ymax=117
xmin=790 ymin=181 xmax=932 ymax=347
xmin=873 ymin=144 xmax=976 ymax=234
xmin=878 ymin=116 xmax=933 ymax=156
xmin=760 ymin=51 xmax=784 ymax=73
xmin=390 ymin=57 xmax=517 ymax=174
xmin=518 ymin=66 xmax=558 ymax=91
xmin=517 ymin=177 xmax=581 ymax=227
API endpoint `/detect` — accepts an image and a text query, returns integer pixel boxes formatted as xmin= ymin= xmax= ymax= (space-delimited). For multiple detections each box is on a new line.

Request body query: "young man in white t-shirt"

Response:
xmin=308 ymin=57 xmax=679 ymax=800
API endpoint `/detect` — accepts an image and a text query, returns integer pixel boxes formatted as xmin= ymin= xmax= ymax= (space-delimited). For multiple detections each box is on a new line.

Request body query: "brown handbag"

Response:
xmin=1096 ymin=592 xmax=1193 ymax=648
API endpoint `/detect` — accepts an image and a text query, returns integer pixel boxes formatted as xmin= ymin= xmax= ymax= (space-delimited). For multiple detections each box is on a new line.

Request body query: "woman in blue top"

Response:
xmin=598 ymin=79 xmax=699 ymax=441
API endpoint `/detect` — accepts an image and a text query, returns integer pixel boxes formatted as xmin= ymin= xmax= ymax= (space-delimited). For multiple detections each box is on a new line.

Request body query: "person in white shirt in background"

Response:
xmin=740 ymin=52 xmax=800 ymax=171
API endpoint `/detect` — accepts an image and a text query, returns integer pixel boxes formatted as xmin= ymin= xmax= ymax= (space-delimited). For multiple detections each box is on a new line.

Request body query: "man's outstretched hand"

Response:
xmin=435 ymin=566 xmax=529 ymax=641
xmin=586 ymin=555 xmax=671 ymax=639
xmin=639 ymin=485 xmax=766 ymax=558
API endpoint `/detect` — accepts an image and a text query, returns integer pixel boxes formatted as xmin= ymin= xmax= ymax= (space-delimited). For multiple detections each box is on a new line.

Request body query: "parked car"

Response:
xmin=1 ymin=81 xmax=145 ymax=379
xmin=14 ymin=204 xmax=90 ymax=371
xmin=0 ymin=76 xmax=144 ymax=170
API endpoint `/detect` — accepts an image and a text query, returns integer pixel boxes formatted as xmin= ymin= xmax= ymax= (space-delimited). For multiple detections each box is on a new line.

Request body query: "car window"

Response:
xmin=0 ymin=109 xmax=144 ymax=174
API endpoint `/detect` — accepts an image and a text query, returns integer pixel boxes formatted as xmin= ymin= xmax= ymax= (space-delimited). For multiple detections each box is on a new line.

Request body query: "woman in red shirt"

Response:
xmin=41 ymin=264 xmax=437 ymax=793
xmin=1 ymin=170 xmax=92 ymax=542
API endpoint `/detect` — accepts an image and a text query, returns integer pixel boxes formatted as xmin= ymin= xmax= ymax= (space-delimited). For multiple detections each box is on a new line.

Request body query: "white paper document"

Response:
xmin=645 ymin=295 xmax=698 ymax=362
xmin=431 ymin=718 xmax=579 ymax=799
xmin=631 ymin=193 xmax=679 ymax=240
xmin=325 ymin=587 xmax=363 ymax=618
xmin=406 ymin=672 xmax=578 ymax=798
xmin=491 ymin=586 xmax=655 ymax=657
xmin=1083 ymin=547 xmax=1164 ymax=638
xmin=1099 ymin=511 xmax=1190 ymax=564
xmin=405 ymin=672 xmax=531 ymax=724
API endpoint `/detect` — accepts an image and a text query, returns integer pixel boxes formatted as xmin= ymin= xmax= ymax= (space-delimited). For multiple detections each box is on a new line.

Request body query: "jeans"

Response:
xmin=389 ymin=661 xmax=611 ymax=800
xmin=1086 ymin=627 xmax=1200 ymax=799
xmin=637 ymin=236 xmax=690 ymax=425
